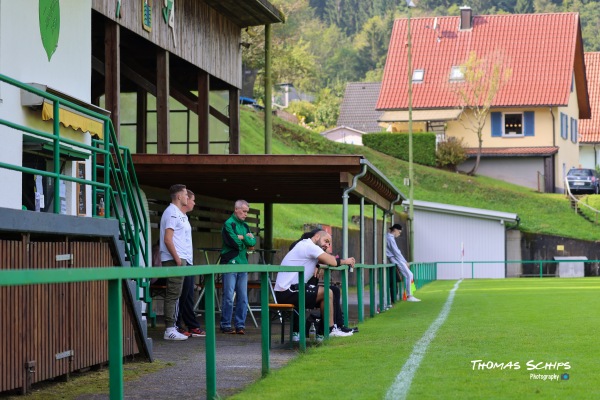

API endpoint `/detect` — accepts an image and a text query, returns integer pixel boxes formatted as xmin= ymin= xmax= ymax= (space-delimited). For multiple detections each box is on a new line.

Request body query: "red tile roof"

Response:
xmin=465 ymin=146 xmax=558 ymax=157
xmin=580 ymin=52 xmax=600 ymax=143
xmin=378 ymin=13 xmax=590 ymax=119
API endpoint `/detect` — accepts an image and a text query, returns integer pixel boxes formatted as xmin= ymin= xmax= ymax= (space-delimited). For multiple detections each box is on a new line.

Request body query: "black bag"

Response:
xmin=305 ymin=312 xmax=323 ymax=336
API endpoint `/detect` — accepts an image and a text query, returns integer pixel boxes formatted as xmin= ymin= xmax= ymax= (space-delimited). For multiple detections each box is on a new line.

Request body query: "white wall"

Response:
xmin=323 ymin=128 xmax=364 ymax=146
xmin=579 ymin=145 xmax=598 ymax=169
xmin=413 ymin=209 xmax=507 ymax=279
xmin=0 ymin=1 xmax=92 ymax=210
xmin=458 ymin=157 xmax=545 ymax=190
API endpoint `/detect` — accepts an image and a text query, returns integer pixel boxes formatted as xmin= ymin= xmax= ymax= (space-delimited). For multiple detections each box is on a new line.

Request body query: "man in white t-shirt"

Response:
xmin=160 ymin=184 xmax=193 ymax=341
xmin=274 ymin=230 xmax=355 ymax=339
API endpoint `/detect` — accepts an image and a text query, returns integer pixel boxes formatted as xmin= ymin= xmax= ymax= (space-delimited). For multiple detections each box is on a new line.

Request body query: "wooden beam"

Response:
xmin=104 ymin=20 xmax=120 ymax=142
xmin=229 ymin=88 xmax=240 ymax=154
xmin=136 ymin=88 xmax=147 ymax=153
xmin=198 ymin=70 xmax=209 ymax=154
xmin=156 ymin=50 xmax=170 ymax=153
xmin=209 ymin=106 xmax=229 ymax=126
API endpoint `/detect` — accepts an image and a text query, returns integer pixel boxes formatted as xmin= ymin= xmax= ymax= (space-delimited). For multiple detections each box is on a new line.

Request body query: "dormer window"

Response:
xmin=412 ymin=69 xmax=425 ymax=82
xmin=449 ymin=66 xmax=465 ymax=82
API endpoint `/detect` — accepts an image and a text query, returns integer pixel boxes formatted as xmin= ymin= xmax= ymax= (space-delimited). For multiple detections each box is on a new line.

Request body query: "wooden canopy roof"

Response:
xmin=131 ymin=154 xmax=404 ymax=210
xmin=204 ymin=0 xmax=285 ymax=27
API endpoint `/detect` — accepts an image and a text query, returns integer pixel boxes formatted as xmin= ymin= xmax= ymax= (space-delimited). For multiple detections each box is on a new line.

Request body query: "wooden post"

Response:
xmin=198 ymin=70 xmax=209 ymax=154
xmin=105 ymin=20 xmax=120 ymax=143
xmin=156 ymin=50 xmax=170 ymax=154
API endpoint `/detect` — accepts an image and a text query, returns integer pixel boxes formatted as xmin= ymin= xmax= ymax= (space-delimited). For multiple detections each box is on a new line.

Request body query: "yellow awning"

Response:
xmin=378 ymin=109 xmax=462 ymax=122
xmin=42 ymin=101 xmax=104 ymax=139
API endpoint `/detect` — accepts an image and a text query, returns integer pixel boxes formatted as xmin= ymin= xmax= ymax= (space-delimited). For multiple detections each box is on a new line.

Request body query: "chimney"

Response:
xmin=459 ymin=6 xmax=472 ymax=30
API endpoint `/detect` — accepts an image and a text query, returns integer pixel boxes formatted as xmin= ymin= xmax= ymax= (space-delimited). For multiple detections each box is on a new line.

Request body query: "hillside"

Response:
xmin=239 ymin=107 xmax=600 ymax=242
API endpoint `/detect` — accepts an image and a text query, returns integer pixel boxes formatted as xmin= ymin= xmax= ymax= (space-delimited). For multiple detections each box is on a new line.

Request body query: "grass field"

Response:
xmin=232 ymin=278 xmax=600 ymax=400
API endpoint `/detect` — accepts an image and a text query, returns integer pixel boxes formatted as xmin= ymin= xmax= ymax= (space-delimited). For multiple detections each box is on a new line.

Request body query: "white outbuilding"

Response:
xmin=405 ymin=200 xmax=519 ymax=279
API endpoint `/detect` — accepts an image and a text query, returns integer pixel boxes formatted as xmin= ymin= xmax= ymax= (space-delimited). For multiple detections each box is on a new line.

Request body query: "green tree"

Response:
xmin=453 ymin=51 xmax=512 ymax=176
xmin=515 ymin=0 xmax=534 ymax=13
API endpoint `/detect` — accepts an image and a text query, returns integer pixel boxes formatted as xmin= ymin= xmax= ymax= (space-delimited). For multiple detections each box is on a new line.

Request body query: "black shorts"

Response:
xmin=275 ymin=282 xmax=318 ymax=310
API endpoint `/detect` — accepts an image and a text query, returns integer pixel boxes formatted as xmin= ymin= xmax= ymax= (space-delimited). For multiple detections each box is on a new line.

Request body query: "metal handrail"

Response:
xmin=564 ymin=177 xmax=600 ymax=223
xmin=0 ymin=73 xmax=151 ymax=313
xmin=0 ymin=264 xmax=306 ymax=400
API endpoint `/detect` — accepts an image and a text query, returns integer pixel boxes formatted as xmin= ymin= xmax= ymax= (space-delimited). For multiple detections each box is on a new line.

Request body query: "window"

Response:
xmin=412 ymin=69 xmax=425 ymax=82
xmin=560 ymin=112 xmax=568 ymax=140
xmin=503 ymin=113 xmax=523 ymax=135
xmin=449 ymin=66 xmax=465 ymax=82
xmin=491 ymin=111 xmax=534 ymax=137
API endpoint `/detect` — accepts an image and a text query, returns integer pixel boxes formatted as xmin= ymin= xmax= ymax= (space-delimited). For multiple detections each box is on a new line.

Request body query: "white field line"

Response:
xmin=385 ymin=280 xmax=463 ymax=400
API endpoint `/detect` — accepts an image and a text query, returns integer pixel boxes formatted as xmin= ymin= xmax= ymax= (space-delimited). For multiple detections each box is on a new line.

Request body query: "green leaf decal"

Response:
xmin=39 ymin=0 xmax=60 ymax=61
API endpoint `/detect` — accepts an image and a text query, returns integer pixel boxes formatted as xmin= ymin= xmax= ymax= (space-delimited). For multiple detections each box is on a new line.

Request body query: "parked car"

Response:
xmin=566 ymin=168 xmax=599 ymax=194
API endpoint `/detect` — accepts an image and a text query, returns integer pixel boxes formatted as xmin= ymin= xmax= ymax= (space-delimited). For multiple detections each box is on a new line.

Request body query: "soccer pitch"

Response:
xmin=233 ymin=278 xmax=600 ymax=400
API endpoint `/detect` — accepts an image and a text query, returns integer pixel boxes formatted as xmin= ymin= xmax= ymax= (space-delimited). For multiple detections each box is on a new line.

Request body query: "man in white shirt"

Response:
xmin=160 ymin=184 xmax=193 ymax=340
xmin=274 ymin=230 xmax=355 ymax=339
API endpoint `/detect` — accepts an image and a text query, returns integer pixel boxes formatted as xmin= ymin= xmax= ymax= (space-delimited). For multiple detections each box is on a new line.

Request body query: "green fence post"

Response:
xmin=342 ymin=268 xmax=348 ymax=326
xmin=378 ymin=267 xmax=384 ymax=312
xmin=260 ymin=272 xmax=270 ymax=376
xmin=391 ymin=265 xmax=397 ymax=303
xmin=298 ymin=271 xmax=306 ymax=351
xmin=205 ymin=273 xmax=217 ymax=399
xmin=357 ymin=266 xmax=364 ymax=323
xmin=323 ymin=268 xmax=330 ymax=338
xmin=539 ymin=261 xmax=543 ymax=278
xmin=107 ymin=279 xmax=123 ymax=400
xmin=471 ymin=262 xmax=474 ymax=279
xmin=369 ymin=268 xmax=375 ymax=317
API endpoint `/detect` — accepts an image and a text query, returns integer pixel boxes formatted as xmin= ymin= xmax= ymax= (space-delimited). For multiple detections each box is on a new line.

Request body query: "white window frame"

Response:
xmin=502 ymin=112 xmax=524 ymax=136
xmin=412 ymin=69 xmax=425 ymax=82
xmin=449 ymin=66 xmax=465 ymax=82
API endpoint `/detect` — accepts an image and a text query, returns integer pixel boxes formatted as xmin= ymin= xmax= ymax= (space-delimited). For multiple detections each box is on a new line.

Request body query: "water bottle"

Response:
xmin=309 ymin=322 xmax=316 ymax=343
xmin=98 ymin=198 xmax=105 ymax=217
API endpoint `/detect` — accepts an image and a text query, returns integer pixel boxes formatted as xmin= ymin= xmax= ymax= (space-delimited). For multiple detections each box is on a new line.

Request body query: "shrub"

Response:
xmin=362 ymin=132 xmax=437 ymax=167
xmin=436 ymin=137 xmax=467 ymax=171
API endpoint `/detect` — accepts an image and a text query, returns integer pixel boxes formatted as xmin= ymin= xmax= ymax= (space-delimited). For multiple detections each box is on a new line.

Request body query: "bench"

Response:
xmin=268 ymin=303 xmax=296 ymax=348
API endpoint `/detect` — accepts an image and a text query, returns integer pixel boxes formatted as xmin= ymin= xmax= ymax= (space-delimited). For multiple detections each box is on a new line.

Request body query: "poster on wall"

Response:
xmin=39 ymin=0 xmax=60 ymax=61
xmin=76 ymin=162 xmax=86 ymax=216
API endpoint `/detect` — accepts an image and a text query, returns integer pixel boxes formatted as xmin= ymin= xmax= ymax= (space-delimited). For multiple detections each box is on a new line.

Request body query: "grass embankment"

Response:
xmin=233 ymin=278 xmax=600 ymax=399
xmin=239 ymin=107 xmax=600 ymax=242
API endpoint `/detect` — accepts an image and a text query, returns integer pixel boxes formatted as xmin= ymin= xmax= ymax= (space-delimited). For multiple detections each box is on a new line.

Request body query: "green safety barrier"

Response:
xmin=0 ymin=264 xmax=305 ymax=400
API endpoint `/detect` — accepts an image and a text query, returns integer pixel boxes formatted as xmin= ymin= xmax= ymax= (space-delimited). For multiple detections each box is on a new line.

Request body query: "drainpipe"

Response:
xmin=342 ymin=163 xmax=368 ymax=261
xmin=342 ymin=163 xmax=367 ymax=326
xmin=550 ymin=107 xmax=556 ymax=192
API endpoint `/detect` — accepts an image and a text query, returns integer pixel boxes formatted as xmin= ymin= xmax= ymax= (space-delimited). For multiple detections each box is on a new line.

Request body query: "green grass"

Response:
xmin=239 ymin=107 xmax=600 ymax=242
xmin=4 ymin=360 xmax=169 ymax=400
xmin=232 ymin=278 xmax=600 ymax=399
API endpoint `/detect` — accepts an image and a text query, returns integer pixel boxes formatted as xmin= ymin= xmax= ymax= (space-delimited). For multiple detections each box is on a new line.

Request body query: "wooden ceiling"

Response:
xmin=203 ymin=0 xmax=285 ymax=27
xmin=131 ymin=154 xmax=404 ymax=209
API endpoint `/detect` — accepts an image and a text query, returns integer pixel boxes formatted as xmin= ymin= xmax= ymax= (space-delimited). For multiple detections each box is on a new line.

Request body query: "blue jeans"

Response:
xmin=220 ymin=272 xmax=248 ymax=329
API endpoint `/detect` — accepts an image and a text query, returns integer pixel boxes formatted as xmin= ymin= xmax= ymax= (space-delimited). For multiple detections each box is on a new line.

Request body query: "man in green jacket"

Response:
xmin=219 ymin=199 xmax=257 ymax=334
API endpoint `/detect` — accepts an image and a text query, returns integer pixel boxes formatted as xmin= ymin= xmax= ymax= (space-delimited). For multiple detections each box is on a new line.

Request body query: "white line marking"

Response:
xmin=385 ymin=280 xmax=463 ymax=400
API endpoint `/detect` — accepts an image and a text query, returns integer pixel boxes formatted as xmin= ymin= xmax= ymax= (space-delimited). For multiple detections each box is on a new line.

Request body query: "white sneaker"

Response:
xmin=329 ymin=326 xmax=353 ymax=337
xmin=407 ymin=296 xmax=421 ymax=302
xmin=164 ymin=327 xmax=189 ymax=341
xmin=292 ymin=332 xmax=300 ymax=342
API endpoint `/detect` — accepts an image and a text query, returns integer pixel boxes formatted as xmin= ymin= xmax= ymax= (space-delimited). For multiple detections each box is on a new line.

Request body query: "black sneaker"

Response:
xmin=351 ymin=326 xmax=359 ymax=333
xmin=221 ymin=327 xmax=235 ymax=334
xmin=339 ymin=326 xmax=354 ymax=334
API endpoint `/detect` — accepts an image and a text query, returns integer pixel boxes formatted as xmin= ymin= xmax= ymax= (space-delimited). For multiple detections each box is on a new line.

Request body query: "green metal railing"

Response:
xmin=0 ymin=264 xmax=305 ymax=400
xmin=0 ymin=73 xmax=152 ymax=314
xmin=434 ymin=259 xmax=598 ymax=279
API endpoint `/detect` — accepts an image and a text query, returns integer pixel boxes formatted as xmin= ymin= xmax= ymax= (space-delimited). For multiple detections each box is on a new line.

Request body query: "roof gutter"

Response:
xmin=342 ymin=159 xmax=406 ymax=259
